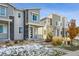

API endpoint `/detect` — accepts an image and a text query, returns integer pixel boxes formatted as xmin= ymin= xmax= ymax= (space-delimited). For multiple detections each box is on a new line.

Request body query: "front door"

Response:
xmin=30 ymin=27 xmax=33 ymax=38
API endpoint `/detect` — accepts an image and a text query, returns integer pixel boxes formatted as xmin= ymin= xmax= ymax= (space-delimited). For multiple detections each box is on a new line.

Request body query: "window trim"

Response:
xmin=0 ymin=7 xmax=6 ymax=17
xmin=18 ymin=13 xmax=21 ymax=18
xmin=32 ymin=13 xmax=38 ymax=22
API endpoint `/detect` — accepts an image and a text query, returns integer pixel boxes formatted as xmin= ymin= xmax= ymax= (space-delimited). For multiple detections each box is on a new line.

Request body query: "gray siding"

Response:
xmin=0 ymin=3 xmax=14 ymax=19
xmin=28 ymin=9 xmax=40 ymax=23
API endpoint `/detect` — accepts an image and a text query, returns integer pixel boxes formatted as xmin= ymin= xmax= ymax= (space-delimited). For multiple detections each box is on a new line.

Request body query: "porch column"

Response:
xmin=37 ymin=28 xmax=38 ymax=39
xmin=8 ymin=21 xmax=10 ymax=40
xmin=42 ymin=27 xmax=43 ymax=39
xmin=28 ymin=25 xmax=30 ymax=39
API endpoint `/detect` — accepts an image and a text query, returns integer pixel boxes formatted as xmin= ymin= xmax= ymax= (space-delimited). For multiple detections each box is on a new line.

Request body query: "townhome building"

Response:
xmin=40 ymin=14 xmax=68 ymax=39
xmin=0 ymin=3 xmax=43 ymax=41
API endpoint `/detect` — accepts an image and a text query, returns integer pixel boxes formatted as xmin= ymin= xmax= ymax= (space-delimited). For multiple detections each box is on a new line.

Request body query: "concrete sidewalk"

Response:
xmin=63 ymin=50 xmax=79 ymax=56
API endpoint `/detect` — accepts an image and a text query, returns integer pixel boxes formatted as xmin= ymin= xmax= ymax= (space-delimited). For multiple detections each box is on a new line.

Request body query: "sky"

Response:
xmin=14 ymin=3 xmax=79 ymax=26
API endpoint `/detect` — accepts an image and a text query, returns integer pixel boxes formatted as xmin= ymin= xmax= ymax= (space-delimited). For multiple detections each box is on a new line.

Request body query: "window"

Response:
xmin=56 ymin=22 xmax=58 ymax=26
xmin=18 ymin=13 xmax=21 ymax=18
xmin=57 ymin=29 xmax=59 ymax=36
xmin=32 ymin=14 xmax=38 ymax=21
xmin=0 ymin=7 xmax=6 ymax=16
xmin=19 ymin=27 xmax=23 ymax=33
xmin=50 ymin=19 xmax=52 ymax=25
xmin=0 ymin=25 xmax=3 ymax=33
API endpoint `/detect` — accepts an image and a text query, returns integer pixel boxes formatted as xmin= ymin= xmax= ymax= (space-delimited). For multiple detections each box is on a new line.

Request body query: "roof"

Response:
xmin=48 ymin=13 xmax=67 ymax=18
xmin=8 ymin=3 xmax=40 ymax=11
xmin=40 ymin=17 xmax=52 ymax=21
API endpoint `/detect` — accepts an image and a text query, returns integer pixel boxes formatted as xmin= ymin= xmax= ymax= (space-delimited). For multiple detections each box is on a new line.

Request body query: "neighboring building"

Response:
xmin=39 ymin=17 xmax=53 ymax=39
xmin=40 ymin=14 xmax=68 ymax=38
xmin=0 ymin=3 xmax=43 ymax=41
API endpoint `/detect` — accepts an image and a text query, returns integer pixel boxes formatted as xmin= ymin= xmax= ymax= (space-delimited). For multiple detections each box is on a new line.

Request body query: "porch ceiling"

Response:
xmin=26 ymin=23 xmax=44 ymax=27
xmin=0 ymin=18 xmax=12 ymax=22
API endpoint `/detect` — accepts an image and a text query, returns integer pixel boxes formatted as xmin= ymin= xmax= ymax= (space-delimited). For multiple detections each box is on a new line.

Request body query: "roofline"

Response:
xmin=49 ymin=13 xmax=67 ymax=18
xmin=7 ymin=3 xmax=16 ymax=9
xmin=8 ymin=3 xmax=40 ymax=11
xmin=40 ymin=17 xmax=51 ymax=21
xmin=23 ymin=8 xmax=41 ymax=10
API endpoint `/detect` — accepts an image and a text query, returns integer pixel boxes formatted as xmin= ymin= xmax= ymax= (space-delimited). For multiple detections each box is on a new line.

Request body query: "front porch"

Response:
xmin=25 ymin=23 xmax=43 ymax=40
xmin=0 ymin=18 xmax=11 ymax=41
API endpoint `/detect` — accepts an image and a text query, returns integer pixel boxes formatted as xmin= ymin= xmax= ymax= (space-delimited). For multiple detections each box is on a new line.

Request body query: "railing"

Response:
xmin=0 ymin=33 xmax=8 ymax=39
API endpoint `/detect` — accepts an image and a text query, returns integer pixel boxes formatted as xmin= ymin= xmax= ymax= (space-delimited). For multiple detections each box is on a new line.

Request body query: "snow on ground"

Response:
xmin=0 ymin=43 xmax=65 ymax=56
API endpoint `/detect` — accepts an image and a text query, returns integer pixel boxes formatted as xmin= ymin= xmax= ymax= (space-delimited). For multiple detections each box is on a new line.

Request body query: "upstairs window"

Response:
xmin=32 ymin=14 xmax=38 ymax=21
xmin=0 ymin=7 xmax=6 ymax=16
xmin=18 ymin=13 xmax=21 ymax=18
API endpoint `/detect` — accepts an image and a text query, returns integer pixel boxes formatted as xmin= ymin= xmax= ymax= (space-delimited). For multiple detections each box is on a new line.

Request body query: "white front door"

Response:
xmin=30 ymin=27 xmax=33 ymax=38
xmin=34 ymin=28 xmax=37 ymax=39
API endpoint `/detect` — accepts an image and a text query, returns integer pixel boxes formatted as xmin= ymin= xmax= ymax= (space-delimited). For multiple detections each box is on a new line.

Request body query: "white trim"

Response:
xmin=26 ymin=22 xmax=44 ymax=27
xmin=31 ymin=12 xmax=39 ymax=22
xmin=8 ymin=21 xmax=10 ymax=40
xmin=0 ymin=4 xmax=8 ymax=7
xmin=0 ymin=18 xmax=12 ymax=22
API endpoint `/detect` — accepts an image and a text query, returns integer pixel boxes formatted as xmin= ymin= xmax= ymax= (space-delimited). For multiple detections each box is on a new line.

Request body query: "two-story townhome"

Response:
xmin=0 ymin=3 xmax=14 ymax=41
xmin=23 ymin=9 xmax=43 ymax=40
xmin=40 ymin=14 xmax=68 ymax=39
xmin=0 ymin=3 xmax=43 ymax=41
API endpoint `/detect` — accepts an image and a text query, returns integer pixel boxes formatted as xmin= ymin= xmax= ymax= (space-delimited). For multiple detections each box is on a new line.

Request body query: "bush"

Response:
xmin=52 ymin=36 xmax=63 ymax=46
xmin=45 ymin=32 xmax=53 ymax=42
xmin=63 ymin=37 xmax=71 ymax=45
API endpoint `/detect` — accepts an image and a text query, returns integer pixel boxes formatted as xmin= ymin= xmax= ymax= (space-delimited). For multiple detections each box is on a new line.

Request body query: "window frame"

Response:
xmin=0 ymin=7 xmax=6 ymax=16
xmin=18 ymin=13 xmax=21 ymax=18
xmin=32 ymin=13 xmax=38 ymax=21
xmin=19 ymin=27 xmax=23 ymax=33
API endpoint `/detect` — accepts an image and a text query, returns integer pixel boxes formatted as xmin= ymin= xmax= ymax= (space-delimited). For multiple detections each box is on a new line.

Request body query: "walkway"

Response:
xmin=63 ymin=50 xmax=79 ymax=56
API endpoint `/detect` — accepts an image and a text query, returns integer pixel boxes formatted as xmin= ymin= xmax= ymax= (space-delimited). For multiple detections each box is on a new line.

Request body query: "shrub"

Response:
xmin=63 ymin=37 xmax=71 ymax=45
xmin=45 ymin=32 xmax=53 ymax=42
xmin=52 ymin=36 xmax=63 ymax=46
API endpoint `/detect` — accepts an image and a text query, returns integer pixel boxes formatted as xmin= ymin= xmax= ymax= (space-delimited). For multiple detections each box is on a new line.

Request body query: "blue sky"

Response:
xmin=14 ymin=3 xmax=79 ymax=26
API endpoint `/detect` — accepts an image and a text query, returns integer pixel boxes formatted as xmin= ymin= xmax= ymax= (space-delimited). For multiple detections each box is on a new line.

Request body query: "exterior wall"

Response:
xmin=49 ymin=14 xmax=68 ymax=37
xmin=14 ymin=9 xmax=24 ymax=40
xmin=52 ymin=14 xmax=62 ymax=36
xmin=28 ymin=9 xmax=40 ymax=24
xmin=0 ymin=3 xmax=14 ymax=41
xmin=41 ymin=14 xmax=68 ymax=39
xmin=0 ymin=4 xmax=42 ymax=41
xmin=24 ymin=9 xmax=42 ymax=40
xmin=0 ymin=3 xmax=14 ymax=19
xmin=40 ymin=18 xmax=52 ymax=39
